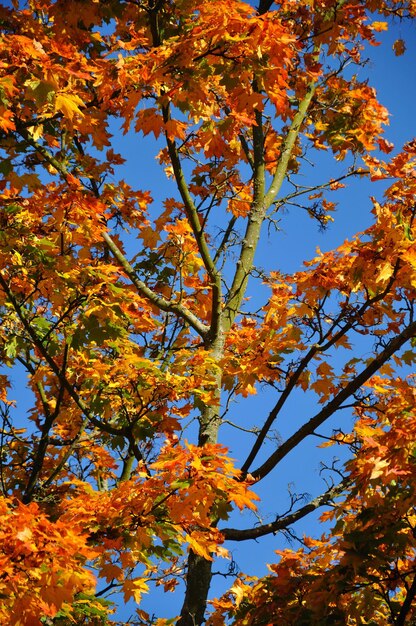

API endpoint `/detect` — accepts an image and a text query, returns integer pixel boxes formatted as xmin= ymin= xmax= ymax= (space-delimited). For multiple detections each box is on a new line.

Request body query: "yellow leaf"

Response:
xmin=123 ymin=578 xmax=149 ymax=604
xmin=376 ymin=261 xmax=393 ymax=283
xmin=28 ymin=124 xmax=44 ymax=141
xmin=231 ymin=485 xmax=260 ymax=511
xmin=215 ymin=545 xmax=230 ymax=559
xmin=16 ymin=527 xmax=33 ymax=543
xmin=55 ymin=93 xmax=84 ymax=120
xmin=186 ymin=534 xmax=213 ymax=561
xmin=370 ymin=458 xmax=389 ymax=480
xmin=229 ymin=579 xmax=247 ymax=608
xmin=371 ymin=21 xmax=388 ymax=32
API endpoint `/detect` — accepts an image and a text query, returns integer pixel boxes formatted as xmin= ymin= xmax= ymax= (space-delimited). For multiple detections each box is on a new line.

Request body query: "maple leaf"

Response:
xmin=371 ymin=21 xmax=388 ymax=32
xmin=54 ymin=93 xmax=84 ymax=120
xmin=123 ymin=578 xmax=149 ymax=604
xmin=376 ymin=261 xmax=394 ymax=283
xmin=229 ymin=579 xmax=247 ymax=608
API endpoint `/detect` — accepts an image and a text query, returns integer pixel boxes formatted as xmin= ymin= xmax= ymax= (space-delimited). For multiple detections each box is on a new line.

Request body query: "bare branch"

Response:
xmin=222 ymin=479 xmax=348 ymax=541
xmin=250 ymin=320 xmax=416 ymax=481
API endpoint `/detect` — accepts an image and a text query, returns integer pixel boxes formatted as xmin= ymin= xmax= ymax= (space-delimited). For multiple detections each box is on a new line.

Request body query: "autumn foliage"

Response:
xmin=1 ymin=0 xmax=416 ymax=624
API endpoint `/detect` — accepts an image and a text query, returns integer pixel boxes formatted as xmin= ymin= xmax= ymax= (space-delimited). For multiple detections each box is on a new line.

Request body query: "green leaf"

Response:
xmin=32 ymin=317 xmax=52 ymax=332
xmin=404 ymin=223 xmax=413 ymax=241
xmin=5 ymin=336 xmax=17 ymax=359
xmin=26 ymin=79 xmax=56 ymax=107
xmin=0 ymin=159 xmax=13 ymax=176
xmin=71 ymin=314 xmax=126 ymax=349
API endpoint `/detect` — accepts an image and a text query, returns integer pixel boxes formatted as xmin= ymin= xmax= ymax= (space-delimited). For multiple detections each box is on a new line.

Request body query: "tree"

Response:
xmin=0 ymin=0 xmax=415 ymax=624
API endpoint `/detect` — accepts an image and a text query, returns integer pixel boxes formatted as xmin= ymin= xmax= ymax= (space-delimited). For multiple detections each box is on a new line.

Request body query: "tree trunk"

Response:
xmin=177 ymin=336 xmax=224 ymax=624
xmin=177 ymin=552 xmax=213 ymax=626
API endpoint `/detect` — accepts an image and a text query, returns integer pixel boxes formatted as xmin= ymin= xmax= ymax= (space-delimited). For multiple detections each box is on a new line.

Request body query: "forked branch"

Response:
xmin=18 ymin=128 xmax=210 ymax=340
xmin=250 ymin=320 xmax=416 ymax=481
xmin=222 ymin=478 xmax=348 ymax=541
xmin=224 ymin=78 xmax=318 ymax=331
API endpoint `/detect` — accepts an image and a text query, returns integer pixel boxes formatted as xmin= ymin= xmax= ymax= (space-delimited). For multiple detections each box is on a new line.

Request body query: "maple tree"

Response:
xmin=0 ymin=0 xmax=416 ymax=624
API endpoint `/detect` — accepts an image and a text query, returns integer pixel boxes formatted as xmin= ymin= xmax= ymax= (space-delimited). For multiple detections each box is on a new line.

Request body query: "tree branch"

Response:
xmin=250 ymin=320 xmax=416 ymax=481
xmin=222 ymin=479 xmax=348 ymax=541
xmin=161 ymin=103 xmax=222 ymax=342
xmin=241 ymin=274 xmax=401 ymax=475
xmin=17 ymin=128 xmax=210 ymax=340
xmin=41 ymin=417 xmax=89 ymax=490
xmin=0 ymin=273 xmax=125 ymax=438
xmin=270 ymin=168 xmax=368 ymax=216
xmin=22 ymin=348 xmax=68 ymax=503
xmin=224 ymin=79 xmax=318 ymax=331
xmin=396 ymin=572 xmax=416 ymax=626
xmin=213 ymin=215 xmax=238 ymax=266
xmin=263 ymin=82 xmax=317 ymax=209
xmin=257 ymin=0 xmax=274 ymax=14
xmin=101 ymin=232 xmax=210 ymax=339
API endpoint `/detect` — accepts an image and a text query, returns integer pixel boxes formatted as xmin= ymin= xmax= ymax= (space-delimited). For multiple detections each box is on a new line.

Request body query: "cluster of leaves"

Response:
xmin=0 ymin=0 xmax=416 ymax=624
xmin=0 ymin=496 xmax=100 ymax=624
xmin=210 ymin=377 xmax=416 ymax=625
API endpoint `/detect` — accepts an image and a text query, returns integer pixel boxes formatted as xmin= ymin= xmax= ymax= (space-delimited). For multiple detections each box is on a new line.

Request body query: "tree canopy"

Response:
xmin=1 ymin=0 xmax=416 ymax=624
